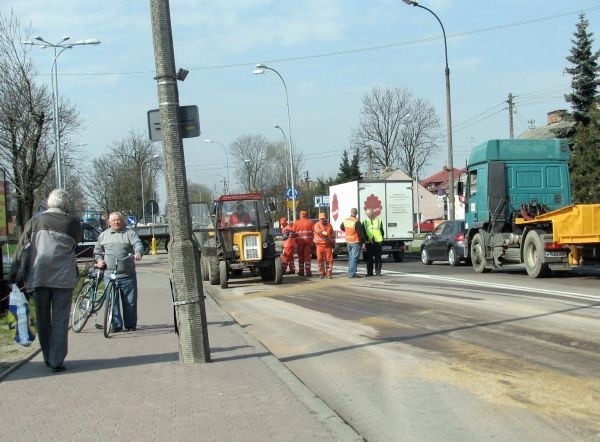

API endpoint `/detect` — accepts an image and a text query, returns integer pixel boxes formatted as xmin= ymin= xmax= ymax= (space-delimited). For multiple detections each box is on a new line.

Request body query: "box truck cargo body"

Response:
xmin=329 ymin=180 xmax=414 ymax=262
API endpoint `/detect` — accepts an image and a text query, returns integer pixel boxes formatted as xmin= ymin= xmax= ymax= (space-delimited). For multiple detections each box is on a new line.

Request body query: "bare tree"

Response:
xmin=83 ymin=130 xmax=160 ymax=218
xmin=0 ymin=11 xmax=80 ymax=231
xmin=352 ymin=86 xmax=441 ymax=178
xmin=229 ymin=134 xmax=272 ymax=192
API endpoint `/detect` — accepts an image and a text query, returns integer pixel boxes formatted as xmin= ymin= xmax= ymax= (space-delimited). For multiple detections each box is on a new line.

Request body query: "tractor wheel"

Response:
xmin=208 ymin=256 xmax=220 ymax=285
xmin=274 ymin=256 xmax=283 ymax=284
xmin=219 ymin=260 xmax=229 ymax=288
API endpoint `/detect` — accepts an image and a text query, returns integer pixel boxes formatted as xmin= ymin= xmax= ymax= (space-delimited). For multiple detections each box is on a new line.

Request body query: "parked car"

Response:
xmin=420 ymin=220 xmax=469 ymax=266
xmin=414 ymin=218 xmax=438 ymax=233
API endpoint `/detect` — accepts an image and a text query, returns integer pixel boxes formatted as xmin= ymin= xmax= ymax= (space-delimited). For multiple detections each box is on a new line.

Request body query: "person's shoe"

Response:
xmin=51 ymin=365 xmax=66 ymax=372
xmin=320 ymin=274 xmax=325 ymax=279
xmin=126 ymin=327 xmax=136 ymax=332
xmin=328 ymin=275 xmax=333 ymax=279
xmin=376 ymin=272 xmax=381 ymax=276
xmin=366 ymin=273 xmax=373 ymax=277
xmin=110 ymin=327 xmax=123 ymax=333
xmin=297 ymin=272 xmax=304 ymax=276
xmin=306 ymin=272 xmax=312 ymax=277
xmin=353 ymin=274 xmax=362 ymax=278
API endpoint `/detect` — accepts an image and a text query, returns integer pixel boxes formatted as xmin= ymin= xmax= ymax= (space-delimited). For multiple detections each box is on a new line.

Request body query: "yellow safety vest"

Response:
xmin=364 ymin=218 xmax=383 ymax=243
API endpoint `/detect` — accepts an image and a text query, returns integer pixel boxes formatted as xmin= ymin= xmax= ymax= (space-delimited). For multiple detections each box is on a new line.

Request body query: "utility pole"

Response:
xmin=149 ymin=0 xmax=210 ymax=363
xmin=507 ymin=93 xmax=514 ymax=139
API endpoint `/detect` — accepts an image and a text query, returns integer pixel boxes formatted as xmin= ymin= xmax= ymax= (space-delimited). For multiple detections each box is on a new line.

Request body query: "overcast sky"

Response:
xmin=4 ymin=1 xmax=599 ymax=201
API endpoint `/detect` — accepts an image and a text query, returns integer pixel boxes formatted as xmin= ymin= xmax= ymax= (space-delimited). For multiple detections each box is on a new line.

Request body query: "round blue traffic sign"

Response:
xmin=285 ymin=187 xmax=299 ymax=200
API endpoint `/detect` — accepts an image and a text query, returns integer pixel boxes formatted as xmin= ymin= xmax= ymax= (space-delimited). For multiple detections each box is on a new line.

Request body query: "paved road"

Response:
xmin=208 ymin=258 xmax=600 ymax=441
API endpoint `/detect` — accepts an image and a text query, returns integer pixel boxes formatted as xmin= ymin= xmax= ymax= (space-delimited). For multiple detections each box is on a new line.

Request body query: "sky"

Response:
xmin=3 ymin=0 xmax=600 ymax=205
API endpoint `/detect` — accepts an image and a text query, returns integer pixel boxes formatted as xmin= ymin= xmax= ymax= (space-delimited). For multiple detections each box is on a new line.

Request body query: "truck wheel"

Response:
xmin=200 ymin=256 xmax=209 ymax=281
xmin=208 ymin=256 xmax=220 ymax=285
xmin=448 ymin=247 xmax=460 ymax=267
xmin=392 ymin=251 xmax=404 ymax=262
xmin=219 ymin=260 xmax=229 ymax=288
xmin=471 ymin=233 xmax=491 ymax=273
xmin=524 ymin=230 xmax=551 ymax=278
xmin=421 ymin=248 xmax=432 ymax=265
xmin=274 ymin=256 xmax=283 ymax=284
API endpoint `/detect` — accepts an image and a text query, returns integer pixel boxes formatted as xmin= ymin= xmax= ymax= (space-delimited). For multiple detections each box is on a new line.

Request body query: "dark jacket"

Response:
xmin=12 ymin=208 xmax=82 ymax=289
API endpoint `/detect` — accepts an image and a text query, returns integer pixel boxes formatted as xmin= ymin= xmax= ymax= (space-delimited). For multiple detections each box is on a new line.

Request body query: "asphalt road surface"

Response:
xmin=207 ymin=256 xmax=600 ymax=441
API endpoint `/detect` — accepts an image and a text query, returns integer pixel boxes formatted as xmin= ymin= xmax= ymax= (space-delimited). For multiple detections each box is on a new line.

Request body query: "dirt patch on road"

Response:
xmin=417 ymin=338 xmax=600 ymax=435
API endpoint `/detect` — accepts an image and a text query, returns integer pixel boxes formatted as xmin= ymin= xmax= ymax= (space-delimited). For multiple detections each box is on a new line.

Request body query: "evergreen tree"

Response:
xmin=335 ymin=148 xmax=362 ymax=183
xmin=336 ymin=149 xmax=351 ymax=183
xmin=565 ymin=13 xmax=599 ymax=127
xmin=570 ymin=108 xmax=600 ymax=203
xmin=349 ymin=147 xmax=362 ymax=181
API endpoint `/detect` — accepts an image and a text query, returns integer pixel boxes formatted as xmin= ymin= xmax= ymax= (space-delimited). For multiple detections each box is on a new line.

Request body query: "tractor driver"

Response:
xmin=229 ymin=203 xmax=252 ymax=226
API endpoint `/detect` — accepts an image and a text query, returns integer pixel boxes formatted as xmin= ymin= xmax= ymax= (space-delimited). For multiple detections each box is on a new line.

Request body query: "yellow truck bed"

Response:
xmin=515 ymin=204 xmax=600 ymax=245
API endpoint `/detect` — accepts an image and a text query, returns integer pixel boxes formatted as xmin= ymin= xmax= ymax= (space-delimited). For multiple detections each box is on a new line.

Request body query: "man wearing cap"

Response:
xmin=340 ymin=208 xmax=366 ymax=278
xmin=280 ymin=217 xmax=296 ymax=274
xmin=293 ymin=210 xmax=314 ymax=276
xmin=313 ymin=213 xmax=334 ymax=279
xmin=363 ymin=208 xmax=385 ymax=276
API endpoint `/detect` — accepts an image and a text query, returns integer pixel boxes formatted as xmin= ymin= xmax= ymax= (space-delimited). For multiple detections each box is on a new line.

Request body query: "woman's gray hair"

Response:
xmin=47 ymin=188 xmax=70 ymax=211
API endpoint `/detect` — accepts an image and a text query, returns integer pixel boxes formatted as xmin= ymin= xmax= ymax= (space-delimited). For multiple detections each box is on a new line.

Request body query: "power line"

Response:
xmin=55 ymin=5 xmax=600 ymax=77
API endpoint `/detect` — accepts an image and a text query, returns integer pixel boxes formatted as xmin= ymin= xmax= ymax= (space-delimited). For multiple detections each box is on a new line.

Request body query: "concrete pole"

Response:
xmin=149 ymin=0 xmax=210 ymax=363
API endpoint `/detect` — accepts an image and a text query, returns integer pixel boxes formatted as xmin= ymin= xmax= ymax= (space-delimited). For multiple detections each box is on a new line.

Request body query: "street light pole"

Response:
xmin=204 ymin=139 xmax=229 ymax=193
xmin=253 ymin=64 xmax=297 ymax=222
xmin=402 ymin=0 xmax=455 ymax=220
xmin=141 ymin=154 xmax=161 ymax=223
xmin=22 ymin=36 xmax=100 ymax=189
xmin=274 ymin=124 xmax=290 ymax=220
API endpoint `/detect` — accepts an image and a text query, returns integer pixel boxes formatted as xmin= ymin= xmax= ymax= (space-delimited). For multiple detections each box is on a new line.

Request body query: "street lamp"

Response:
xmin=22 ymin=36 xmax=100 ymax=189
xmin=274 ymin=124 xmax=290 ymax=220
xmin=402 ymin=0 xmax=455 ymax=220
xmin=203 ymin=139 xmax=229 ymax=193
xmin=253 ymin=64 xmax=297 ymax=222
xmin=244 ymin=159 xmax=251 ymax=192
xmin=141 ymin=154 xmax=161 ymax=223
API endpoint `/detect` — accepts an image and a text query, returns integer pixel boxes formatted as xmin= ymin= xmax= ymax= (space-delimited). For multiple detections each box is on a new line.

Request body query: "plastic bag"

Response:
xmin=9 ymin=284 xmax=36 ymax=347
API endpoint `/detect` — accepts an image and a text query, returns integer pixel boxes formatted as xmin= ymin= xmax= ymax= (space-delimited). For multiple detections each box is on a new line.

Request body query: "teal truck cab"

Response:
xmin=458 ymin=139 xmax=600 ymax=277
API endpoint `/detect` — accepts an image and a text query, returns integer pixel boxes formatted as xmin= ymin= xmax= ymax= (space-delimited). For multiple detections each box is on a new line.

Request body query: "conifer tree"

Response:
xmin=570 ymin=108 xmax=600 ymax=203
xmin=565 ymin=13 xmax=599 ymax=127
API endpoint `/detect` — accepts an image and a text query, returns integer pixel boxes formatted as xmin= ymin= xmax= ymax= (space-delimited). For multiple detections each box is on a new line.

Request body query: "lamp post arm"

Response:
xmin=266 ymin=67 xmax=296 ymax=222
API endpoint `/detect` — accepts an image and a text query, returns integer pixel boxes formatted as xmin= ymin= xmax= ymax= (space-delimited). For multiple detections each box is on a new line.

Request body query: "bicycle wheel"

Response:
xmin=72 ymin=282 xmax=93 ymax=333
xmin=103 ymin=283 xmax=118 ymax=338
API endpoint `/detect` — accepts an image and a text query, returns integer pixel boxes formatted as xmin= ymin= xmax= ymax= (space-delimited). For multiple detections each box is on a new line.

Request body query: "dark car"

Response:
xmin=76 ymin=222 xmax=102 ymax=259
xmin=420 ymin=220 xmax=469 ymax=266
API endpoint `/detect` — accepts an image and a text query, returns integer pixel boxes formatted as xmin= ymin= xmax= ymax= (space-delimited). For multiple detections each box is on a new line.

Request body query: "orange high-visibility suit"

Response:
xmin=280 ymin=217 xmax=296 ymax=274
xmin=293 ymin=211 xmax=314 ymax=276
xmin=313 ymin=216 xmax=334 ymax=278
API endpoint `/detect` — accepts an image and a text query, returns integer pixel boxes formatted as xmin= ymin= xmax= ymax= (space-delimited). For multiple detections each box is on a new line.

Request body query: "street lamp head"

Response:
xmin=256 ymin=63 xmax=267 ymax=69
xmin=253 ymin=68 xmax=265 ymax=75
xmin=75 ymin=39 xmax=101 ymax=45
xmin=402 ymin=0 xmax=418 ymax=5
xmin=34 ymin=36 xmax=44 ymax=41
xmin=61 ymin=36 xmax=70 ymax=42
xmin=274 ymin=124 xmax=281 ymax=129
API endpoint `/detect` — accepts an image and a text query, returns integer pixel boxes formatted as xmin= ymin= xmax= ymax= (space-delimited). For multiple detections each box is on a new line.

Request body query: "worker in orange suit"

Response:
xmin=280 ymin=217 xmax=296 ymax=274
xmin=313 ymin=213 xmax=334 ymax=279
xmin=293 ymin=210 xmax=314 ymax=276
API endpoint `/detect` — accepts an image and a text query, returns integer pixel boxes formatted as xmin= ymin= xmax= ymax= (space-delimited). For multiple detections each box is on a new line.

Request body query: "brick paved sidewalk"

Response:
xmin=0 ymin=254 xmax=358 ymax=441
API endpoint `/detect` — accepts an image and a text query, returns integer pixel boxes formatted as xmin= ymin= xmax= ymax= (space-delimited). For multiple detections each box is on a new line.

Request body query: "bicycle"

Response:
xmin=72 ymin=254 xmax=133 ymax=338
xmin=71 ymin=265 xmax=106 ymax=333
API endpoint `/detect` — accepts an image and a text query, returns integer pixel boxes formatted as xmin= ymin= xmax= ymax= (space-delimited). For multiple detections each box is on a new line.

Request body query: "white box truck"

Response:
xmin=329 ymin=180 xmax=414 ymax=262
